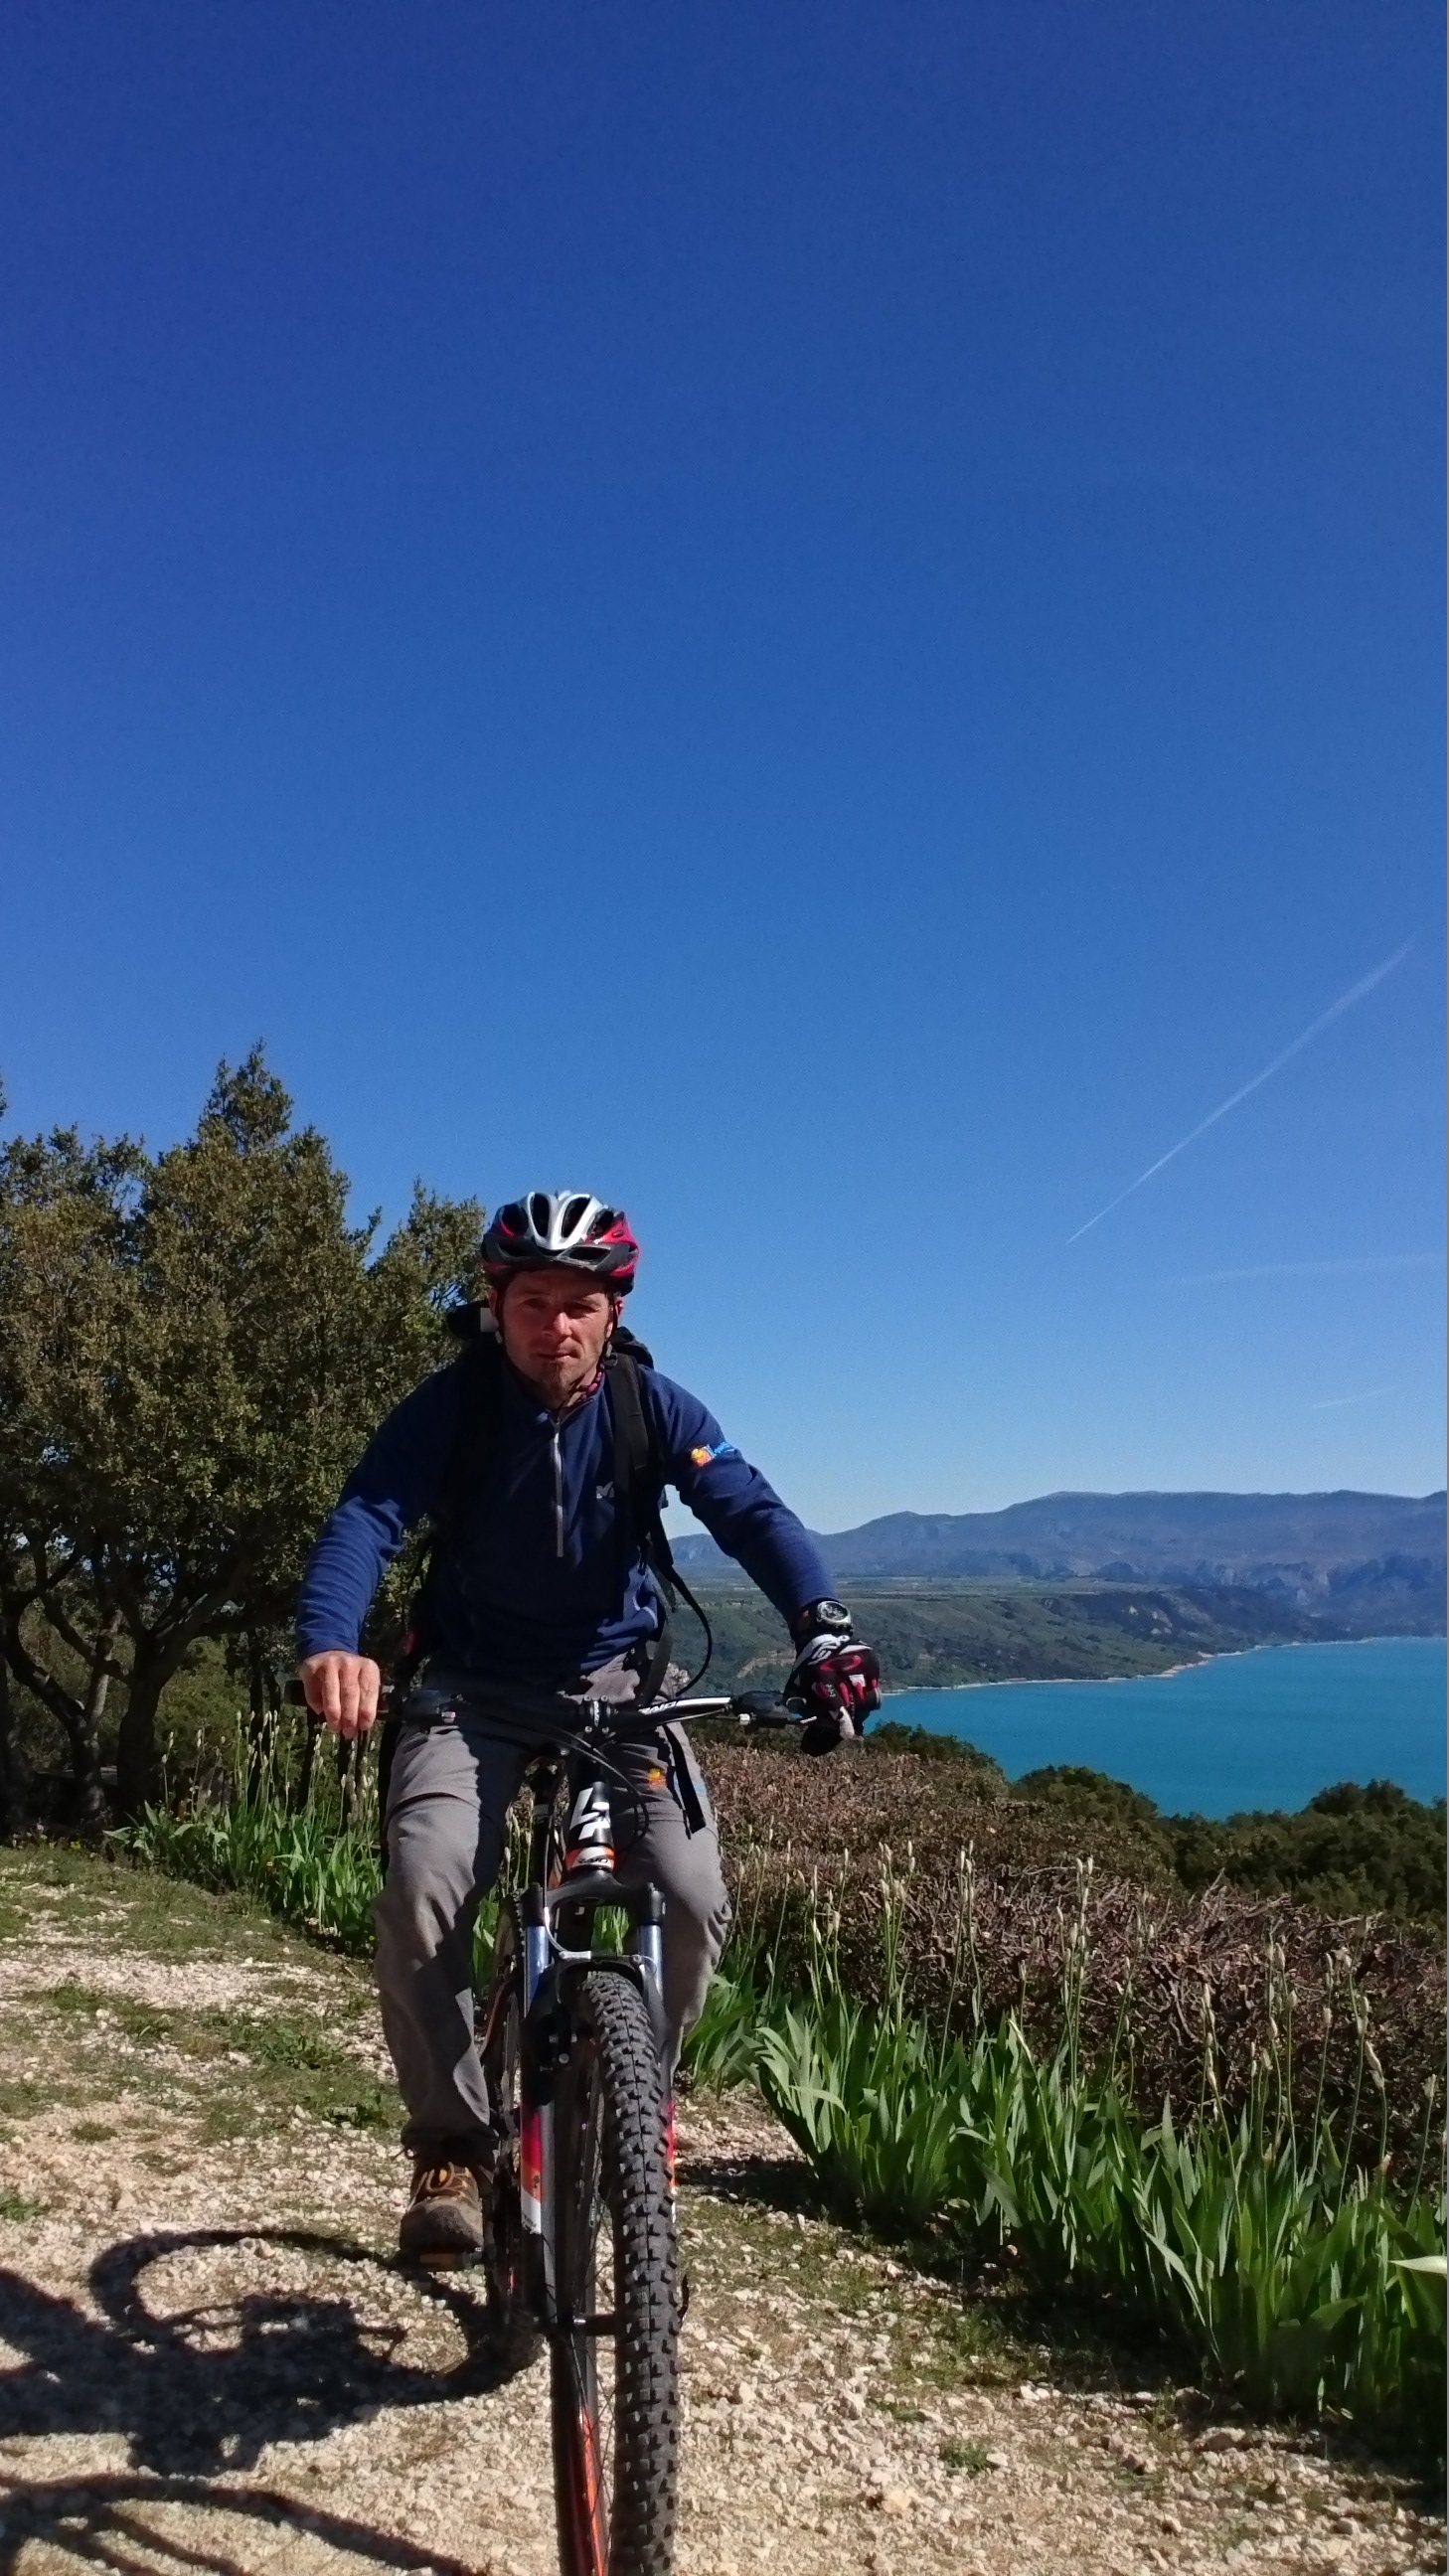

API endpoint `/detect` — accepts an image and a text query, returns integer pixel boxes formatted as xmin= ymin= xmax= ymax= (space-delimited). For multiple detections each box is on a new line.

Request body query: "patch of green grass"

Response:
xmin=0 ymin=2188 xmax=44 ymax=2221
xmin=941 ymin=2437 xmax=992 ymax=2474
xmin=0 ymin=2074 xmax=86 ymax=2119
xmin=0 ymin=1847 xmax=95 ymax=1893
xmin=912 ymin=2299 xmax=1018 ymax=2385
xmin=17 ymin=1972 xmax=397 ymax=2138
xmin=46 ymin=1980 xmax=107 ymax=2015
xmin=0 ymin=1846 xmax=340 ymax=1970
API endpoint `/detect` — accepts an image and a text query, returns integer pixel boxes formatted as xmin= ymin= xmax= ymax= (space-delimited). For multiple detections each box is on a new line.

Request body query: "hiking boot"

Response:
xmin=400 ymin=2156 xmax=487 ymax=2270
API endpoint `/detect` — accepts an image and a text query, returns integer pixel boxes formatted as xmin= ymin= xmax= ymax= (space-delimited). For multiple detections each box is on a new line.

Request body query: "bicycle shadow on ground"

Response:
xmin=0 ymin=2471 xmax=486 ymax=2576
xmin=0 ymin=2225 xmax=522 ymax=2480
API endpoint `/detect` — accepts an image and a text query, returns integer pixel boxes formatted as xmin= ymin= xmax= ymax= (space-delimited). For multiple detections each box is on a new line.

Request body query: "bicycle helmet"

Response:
xmin=482 ymin=1191 xmax=639 ymax=1292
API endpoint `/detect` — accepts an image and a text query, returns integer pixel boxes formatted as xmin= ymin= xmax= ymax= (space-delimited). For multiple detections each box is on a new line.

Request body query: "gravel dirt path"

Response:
xmin=0 ymin=1850 xmax=1440 ymax=2576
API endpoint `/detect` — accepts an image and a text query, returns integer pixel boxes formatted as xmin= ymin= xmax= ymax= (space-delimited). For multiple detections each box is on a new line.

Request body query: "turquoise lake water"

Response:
xmin=883 ymin=1635 xmax=1447 ymax=1816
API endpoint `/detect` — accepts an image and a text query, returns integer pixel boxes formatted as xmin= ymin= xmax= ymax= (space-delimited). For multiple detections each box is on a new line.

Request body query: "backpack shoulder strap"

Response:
xmin=605 ymin=1349 xmax=715 ymax=1693
xmin=605 ymin=1350 xmax=666 ymax=1571
xmin=398 ymin=1336 xmax=505 ymax=1682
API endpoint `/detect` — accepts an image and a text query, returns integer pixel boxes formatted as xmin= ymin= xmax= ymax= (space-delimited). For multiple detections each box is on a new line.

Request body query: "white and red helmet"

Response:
xmin=482 ymin=1192 xmax=640 ymax=1292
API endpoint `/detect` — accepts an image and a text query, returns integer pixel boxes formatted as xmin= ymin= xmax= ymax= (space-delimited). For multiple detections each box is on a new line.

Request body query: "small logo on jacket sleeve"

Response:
xmin=688 ymin=1440 xmax=739 ymax=1469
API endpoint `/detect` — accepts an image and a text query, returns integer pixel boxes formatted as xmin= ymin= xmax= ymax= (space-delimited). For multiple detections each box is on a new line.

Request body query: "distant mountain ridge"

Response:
xmin=673 ymin=1488 xmax=1447 ymax=1627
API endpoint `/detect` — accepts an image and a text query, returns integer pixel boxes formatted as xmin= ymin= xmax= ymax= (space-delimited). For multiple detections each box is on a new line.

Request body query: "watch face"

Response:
xmin=815 ymin=1600 xmax=851 ymax=1631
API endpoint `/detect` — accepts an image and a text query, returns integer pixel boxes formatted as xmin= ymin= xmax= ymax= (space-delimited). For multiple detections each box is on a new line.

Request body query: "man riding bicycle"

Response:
xmin=296 ymin=1191 xmax=882 ymax=2270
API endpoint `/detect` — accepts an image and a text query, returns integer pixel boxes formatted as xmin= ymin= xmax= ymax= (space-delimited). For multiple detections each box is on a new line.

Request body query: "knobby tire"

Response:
xmin=552 ymin=1970 xmax=680 ymax=2576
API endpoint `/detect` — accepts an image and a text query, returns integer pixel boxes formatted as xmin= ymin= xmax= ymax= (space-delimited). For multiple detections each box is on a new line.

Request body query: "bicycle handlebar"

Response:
xmin=281 ymin=1676 xmax=800 ymax=1731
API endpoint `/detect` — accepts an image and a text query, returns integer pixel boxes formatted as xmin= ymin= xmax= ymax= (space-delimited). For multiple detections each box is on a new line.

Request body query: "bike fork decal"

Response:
xmin=521 ymin=2105 xmax=544 ymax=2234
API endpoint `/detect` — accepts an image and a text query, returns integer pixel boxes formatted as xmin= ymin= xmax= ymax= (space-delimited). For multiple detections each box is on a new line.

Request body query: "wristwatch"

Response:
xmin=791 ymin=1598 xmax=854 ymax=1644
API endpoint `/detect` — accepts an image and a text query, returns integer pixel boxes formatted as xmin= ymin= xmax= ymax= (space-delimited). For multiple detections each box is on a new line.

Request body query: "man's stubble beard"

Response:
xmin=528 ymin=1356 xmax=591 ymax=1409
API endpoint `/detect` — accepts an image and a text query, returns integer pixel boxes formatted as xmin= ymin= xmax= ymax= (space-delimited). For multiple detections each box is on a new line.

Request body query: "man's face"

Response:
xmin=494 ymin=1268 xmax=616 ymax=1408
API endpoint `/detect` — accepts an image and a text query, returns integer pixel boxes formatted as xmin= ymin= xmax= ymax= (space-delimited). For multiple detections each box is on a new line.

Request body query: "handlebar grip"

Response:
xmin=733 ymin=1693 xmax=799 ymax=1726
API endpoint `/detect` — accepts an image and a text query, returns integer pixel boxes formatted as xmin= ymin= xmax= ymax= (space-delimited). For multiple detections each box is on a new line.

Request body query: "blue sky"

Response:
xmin=2 ymin=1 xmax=1443 ymax=1530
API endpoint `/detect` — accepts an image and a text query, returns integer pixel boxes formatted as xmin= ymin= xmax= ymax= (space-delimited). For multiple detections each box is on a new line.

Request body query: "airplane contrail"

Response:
xmin=1066 ymin=941 xmax=1413 ymax=1246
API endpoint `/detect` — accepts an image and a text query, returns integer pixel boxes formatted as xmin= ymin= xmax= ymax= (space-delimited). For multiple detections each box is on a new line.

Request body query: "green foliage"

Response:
xmin=118 ymin=1717 xmax=503 ymax=1989
xmin=0 ymin=1049 xmax=482 ymax=1815
xmin=737 ymin=1863 xmax=1447 ymax=2458
xmin=121 ymin=1750 xmax=384 ymax=1955
xmin=940 ymin=2438 xmax=992 ymax=2473
xmin=1173 ymin=1779 xmax=1448 ymax=1923
xmin=1018 ymin=1766 xmax=1447 ymax=1926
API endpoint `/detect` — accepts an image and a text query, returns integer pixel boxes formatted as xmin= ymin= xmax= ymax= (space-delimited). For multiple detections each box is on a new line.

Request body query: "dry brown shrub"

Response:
xmin=702 ymin=1747 xmax=1446 ymax=2170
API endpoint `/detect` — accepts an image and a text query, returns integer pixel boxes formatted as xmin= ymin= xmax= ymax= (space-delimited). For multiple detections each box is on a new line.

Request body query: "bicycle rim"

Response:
xmin=552 ymin=1973 xmax=679 ymax=2576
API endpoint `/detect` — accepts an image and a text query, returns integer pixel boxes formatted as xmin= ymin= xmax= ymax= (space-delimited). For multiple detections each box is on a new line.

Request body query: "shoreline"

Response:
xmin=884 ymin=1631 xmax=1446 ymax=1699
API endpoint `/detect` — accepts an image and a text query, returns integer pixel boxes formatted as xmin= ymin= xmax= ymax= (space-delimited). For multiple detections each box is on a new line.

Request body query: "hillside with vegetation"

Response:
xmin=681 ymin=1578 xmax=1334 ymax=1696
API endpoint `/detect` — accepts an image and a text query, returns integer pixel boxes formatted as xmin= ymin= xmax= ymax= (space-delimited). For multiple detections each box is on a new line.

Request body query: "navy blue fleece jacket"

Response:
xmin=295 ymin=1354 xmax=834 ymax=1689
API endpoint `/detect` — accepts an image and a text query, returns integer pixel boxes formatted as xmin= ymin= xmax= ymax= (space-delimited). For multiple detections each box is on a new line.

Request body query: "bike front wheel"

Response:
xmin=551 ymin=1969 xmax=680 ymax=2576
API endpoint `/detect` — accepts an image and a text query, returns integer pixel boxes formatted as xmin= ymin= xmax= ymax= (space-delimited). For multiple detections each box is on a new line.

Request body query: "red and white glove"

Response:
xmin=785 ymin=1601 xmax=882 ymax=1755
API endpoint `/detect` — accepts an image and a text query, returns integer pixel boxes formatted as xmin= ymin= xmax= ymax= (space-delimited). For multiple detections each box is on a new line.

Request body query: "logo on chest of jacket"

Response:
xmin=595 ymin=1481 xmax=614 ymax=1503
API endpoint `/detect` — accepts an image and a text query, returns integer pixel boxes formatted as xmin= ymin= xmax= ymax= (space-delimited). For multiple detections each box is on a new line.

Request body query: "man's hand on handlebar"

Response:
xmin=297 ymin=1651 xmax=383 ymax=1741
xmin=784 ymin=1601 xmax=883 ymax=1756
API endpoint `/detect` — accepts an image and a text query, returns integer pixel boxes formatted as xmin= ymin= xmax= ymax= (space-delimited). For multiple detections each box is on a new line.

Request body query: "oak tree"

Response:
xmin=0 ymin=1050 xmax=481 ymax=1817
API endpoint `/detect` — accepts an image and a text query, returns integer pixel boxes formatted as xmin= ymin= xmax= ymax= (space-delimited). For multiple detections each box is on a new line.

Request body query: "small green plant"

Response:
xmin=941 ymin=2437 xmax=992 ymax=2474
xmin=0 ymin=2188 xmax=43 ymax=2220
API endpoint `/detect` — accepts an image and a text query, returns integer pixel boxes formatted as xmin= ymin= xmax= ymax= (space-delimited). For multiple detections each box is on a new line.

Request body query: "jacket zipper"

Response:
xmin=551 ymin=1424 xmax=564 ymax=1559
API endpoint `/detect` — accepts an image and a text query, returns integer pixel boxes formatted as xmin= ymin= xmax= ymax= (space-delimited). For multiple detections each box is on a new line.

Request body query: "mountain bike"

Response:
xmin=429 ymin=1683 xmax=796 ymax=2576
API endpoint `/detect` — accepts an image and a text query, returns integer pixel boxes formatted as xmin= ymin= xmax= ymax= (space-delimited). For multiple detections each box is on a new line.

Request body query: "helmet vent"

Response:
xmin=481 ymin=1190 xmax=639 ymax=1291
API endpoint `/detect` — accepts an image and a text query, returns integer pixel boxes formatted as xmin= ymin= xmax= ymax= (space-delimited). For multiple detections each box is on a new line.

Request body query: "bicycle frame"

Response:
xmin=479 ymin=1688 xmax=789 ymax=2331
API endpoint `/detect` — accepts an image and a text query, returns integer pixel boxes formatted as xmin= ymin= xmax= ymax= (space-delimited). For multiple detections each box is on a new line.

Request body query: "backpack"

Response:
xmin=399 ymin=1301 xmax=713 ymax=1701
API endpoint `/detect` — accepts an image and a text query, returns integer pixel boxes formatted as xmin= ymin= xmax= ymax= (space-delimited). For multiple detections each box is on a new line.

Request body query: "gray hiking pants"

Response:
xmin=374 ymin=1665 xmax=730 ymax=2159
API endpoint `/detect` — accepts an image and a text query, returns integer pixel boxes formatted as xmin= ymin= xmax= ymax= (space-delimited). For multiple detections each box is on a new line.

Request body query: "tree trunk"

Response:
xmin=116 ymin=1645 xmax=167 ymax=1822
xmin=63 ymin=1609 xmax=121 ymax=1831
xmin=114 ymin=1584 xmax=240 ymax=1823
xmin=0 ymin=1653 xmax=30 ymax=1841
